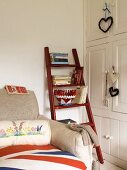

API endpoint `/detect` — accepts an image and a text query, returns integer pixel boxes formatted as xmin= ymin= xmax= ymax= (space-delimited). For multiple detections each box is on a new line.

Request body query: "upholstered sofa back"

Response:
xmin=0 ymin=88 xmax=39 ymax=120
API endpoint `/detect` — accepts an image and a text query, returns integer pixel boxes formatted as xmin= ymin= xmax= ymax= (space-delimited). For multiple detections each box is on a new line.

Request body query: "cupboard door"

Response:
xmin=113 ymin=0 xmax=127 ymax=35
xmin=94 ymin=117 xmax=127 ymax=165
xmin=113 ymin=39 xmax=127 ymax=113
xmin=87 ymin=44 xmax=109 ymax=109
xmin=94 ymin=115 xmax=101 ymax=141
xmin=119 ymin=121 xmax=127 ymax=161
xmin=86 ymin=0 xmax=109 ymax=41
xmin=110 ymin=119 xmax=119 ymax=158
xmin=99 ymin=117 xmax=119 ymax=157
xmin=101 ymin=117 xmax=110 ymax=154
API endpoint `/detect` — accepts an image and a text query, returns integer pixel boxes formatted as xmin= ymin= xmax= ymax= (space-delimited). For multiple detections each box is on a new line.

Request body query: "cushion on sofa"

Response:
xmin=0 ymin=120 xmax=51 ymax=147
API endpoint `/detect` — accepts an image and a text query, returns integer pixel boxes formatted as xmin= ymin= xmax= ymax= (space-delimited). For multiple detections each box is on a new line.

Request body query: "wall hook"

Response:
xmin=103 ymin=2 xmax=111 ymax=18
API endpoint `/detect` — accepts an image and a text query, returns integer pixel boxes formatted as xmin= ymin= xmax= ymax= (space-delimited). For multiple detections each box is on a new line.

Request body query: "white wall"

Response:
xmin=0 ymin=0 xmax=85 ymax=122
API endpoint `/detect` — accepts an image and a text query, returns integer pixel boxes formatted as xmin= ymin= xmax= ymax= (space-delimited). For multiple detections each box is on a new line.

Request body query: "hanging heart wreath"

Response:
xmin=109 ymin=86 xmax=119 ymax=97
xmin=98 ymin=16 xmax=113 ymax=33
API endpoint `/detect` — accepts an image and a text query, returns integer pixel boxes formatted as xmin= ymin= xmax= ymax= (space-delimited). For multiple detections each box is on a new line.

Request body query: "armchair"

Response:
xmin=0 ymin=88 xmax=93 ymax=170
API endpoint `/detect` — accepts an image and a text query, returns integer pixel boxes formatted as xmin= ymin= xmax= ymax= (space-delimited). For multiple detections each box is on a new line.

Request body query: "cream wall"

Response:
xmin=0 ymin=0 xmax=85 ymax=122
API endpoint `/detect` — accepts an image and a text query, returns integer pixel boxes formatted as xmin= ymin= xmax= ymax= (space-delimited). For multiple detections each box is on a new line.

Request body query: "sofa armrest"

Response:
xmin=37 ymin=115 xmax=93 ymax=168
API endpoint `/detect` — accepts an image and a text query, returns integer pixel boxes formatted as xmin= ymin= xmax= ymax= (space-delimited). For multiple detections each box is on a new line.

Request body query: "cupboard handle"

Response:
xmin=104 ymin=135 xmax=110 ymax=139
xmin=104 ymin=135 xmax=113 ymax=140
xmin=109 ymin=136 xmax=113 ymax=140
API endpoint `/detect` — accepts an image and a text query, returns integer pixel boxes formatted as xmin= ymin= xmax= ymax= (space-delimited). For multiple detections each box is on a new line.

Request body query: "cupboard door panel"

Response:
xmin=119 ymin=121 xmax=127 ymax=161
xmin=113 ymin=0 xmax=127 ymax=35
xmin=87 ymin=44 xmax=108 ymax=109
xmin=113 ymin=39 xmax=127 ymax=113
xmin=101 ymin=118 xmax=110 ymax=154
xmin=110 ymin=119 xmax=119 ymax=158
xmin=86 ymin=0 xmax=108 ymax=41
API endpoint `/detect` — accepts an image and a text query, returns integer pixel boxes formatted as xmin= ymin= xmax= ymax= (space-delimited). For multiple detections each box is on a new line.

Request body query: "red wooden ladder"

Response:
xmin=44 ymin=47 xmax=104 ymax=164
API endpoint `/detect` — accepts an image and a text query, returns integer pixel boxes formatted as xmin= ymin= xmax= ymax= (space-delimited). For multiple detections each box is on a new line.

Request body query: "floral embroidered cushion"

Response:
xmin=0 ymin=120 xmax=51 ymax=147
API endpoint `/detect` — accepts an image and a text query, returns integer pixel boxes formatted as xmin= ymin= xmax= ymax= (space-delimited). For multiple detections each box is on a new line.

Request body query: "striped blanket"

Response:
xmin=0 ymin=144 xmax=86 ymax=170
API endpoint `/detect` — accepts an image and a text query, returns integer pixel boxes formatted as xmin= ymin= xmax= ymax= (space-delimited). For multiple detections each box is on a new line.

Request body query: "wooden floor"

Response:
xmin=100 ymin=160 xmax=124 ymax=170
xmin=93 ymin=153 xmax=124 ymax=170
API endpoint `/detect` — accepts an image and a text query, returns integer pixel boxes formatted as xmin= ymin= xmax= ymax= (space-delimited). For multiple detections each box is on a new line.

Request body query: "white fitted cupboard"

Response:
xmin=86 ymin=0 xmax=127 ymax=169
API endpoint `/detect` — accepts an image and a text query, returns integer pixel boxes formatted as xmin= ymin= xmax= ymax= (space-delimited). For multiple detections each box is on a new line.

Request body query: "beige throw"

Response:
xmin=68 ymin=124 xmax=99 ymax=147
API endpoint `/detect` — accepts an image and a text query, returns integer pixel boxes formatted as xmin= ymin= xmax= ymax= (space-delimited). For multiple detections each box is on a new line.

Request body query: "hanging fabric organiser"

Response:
xmin=109 ymin=66 xmax=119 ymax=97
xmin=104 ymin=71 xmax=109 ymax=107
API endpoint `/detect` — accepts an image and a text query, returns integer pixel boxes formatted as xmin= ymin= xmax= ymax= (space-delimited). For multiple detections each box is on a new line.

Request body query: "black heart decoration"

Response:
xmin=109 ymin=87 xmax=119 ymax=97
xmin=98 ymin=16 xmax=113 ymax=33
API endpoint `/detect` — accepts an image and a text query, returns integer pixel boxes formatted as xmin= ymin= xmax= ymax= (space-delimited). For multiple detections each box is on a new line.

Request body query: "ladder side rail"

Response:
xmin=85 ymin=96 xmax=104 ymax=163
xmin=72 ymin=48 xmax=96 ymax=126
xmin=72 ymin=49 xmax=81 ymax=67
xmin=86 ymin=96 xmax=104 ymax=163
xmin=44 ymin=47 xmax=56 ymax=120
xmin=72 ymin=49 xmax=85 ymax=85
xmin=96 ymin=146 xmax=104 ymax=164
xmin=72 ymin=49 xmax=97 ymax=126
xmin=85 ymin=96 xmax=97 ymax=131
xmin=72 ymin=48 xmax=104 ymax=164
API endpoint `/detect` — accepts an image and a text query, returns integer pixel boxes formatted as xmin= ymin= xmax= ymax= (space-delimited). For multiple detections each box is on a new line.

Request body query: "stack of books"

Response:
xmin=71 ymin=67 xmax=83 ymax=85
xmin=50 ymin=52 xmax=68 ymax=64
xmin=53 ymin=75 xmax=71 ymax=85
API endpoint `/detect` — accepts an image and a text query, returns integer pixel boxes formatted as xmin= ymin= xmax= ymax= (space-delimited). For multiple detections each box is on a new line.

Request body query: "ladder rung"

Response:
xmin=51 ymin=64 xmax=76 ymax=67
xmin=54 ymin=103 xmax=89 ymax=109
xmin=53 ymin=84 xmax=84 ymax=87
